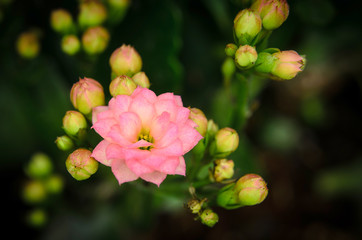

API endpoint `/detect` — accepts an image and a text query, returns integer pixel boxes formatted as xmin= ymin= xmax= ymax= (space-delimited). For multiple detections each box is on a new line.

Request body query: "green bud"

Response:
xmin=212 ymin=159 xmax=234 ymax=182
xmin=82 ymin=26 xmax=110 ymax=55
xmin=61 ymin=35 xmax=80 ymax=55
xmin=78 ymin=1 xmax=107 ymax=28
xmin=251 ymin=0 xmax=289 ymax=30
xmin=225 ymin=43 xmax=238 ymax=57
xmin=235 ymin=45 xmax=258 ymax=69
xmin=62 ymin=111 xmax=87 ymax=137
xmin=66 ymin=148 xmax=99 ymax=181
xmin=45 ymin=175 xmax=64 ymax=194
xmin=50 ymin=9 xmax=74 ymax=34
xmin=221 ymin=57 xmax=236 ymax=81
xmin=16 ymin=31 xmax=40 ymax=59
xmin=109 ymin=44 xmax=143 ymax=77
xmin=233 ymin=9 xmax=262 ymax=45
xmin=22 ymin=180 xmax=47 ymax=204
xmin=189 ymin=108 xmax=208 ymax=137
xmin=109 ymin=75 xmax=137 ymax=96
xmin=235 ymin=174 xmax=268 ymax=206
xmin=132 ymin=71 xmax=151 ymax=88
xmin=206 ymin=119 xmax=219 ymax=139
xmin=55 ymin=135 xmax=74 ymax=151
xmin=26 ymin=153 xmax=53 ymax=179
xmin=26 ymin=208 xmax=47 ymax=228
xmin=254 ymin=51 xmax=277 ymax=73
xmin=200 ymin=209 xmax=219 ymax=227
xmin=210 ymin=127 xmax=239 ymax=158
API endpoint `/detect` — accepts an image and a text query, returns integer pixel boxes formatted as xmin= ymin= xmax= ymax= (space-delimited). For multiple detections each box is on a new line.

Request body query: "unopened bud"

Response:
xmin=22 ymin=180 xmax=47 ymax=204
xmin=66 ymin=148 xmax=99 ymax=180
xmin=61 ymin=35 xmax=80 ymax=55
xmin=233 ymin=9 xmax=262 ymax=45
xmin=82 ymin=26 xmax=110 ymax=55
xmin=62 ymin=111 xmax=87 ymax=137
xmin=235 ymin=45 xmax=258 ymax=69
xmin=26 ymin=208 xmax=47 ymax=228
xmin=235 ymin=174 xmax=268 ymax=206
xmin=45 ymin=175 xmax=64 ymax=194
xmin=251 ymin=0 xmax=289 ymax=30
xmin=109 ymin=44 xmax=143 ymax=77
xmin=50 ymin=9 xmax=74 ymax=34
xmin=132 ymin=72 xmax=150 ymax=88
xmin=225 ymin=43 xmax=238 ymax=57
xmin=271 ymin=50 xmax=306 ymax=80
xmin=200 ymin=209 xmax=219 ymax=227
xmin=210 ymin=127 xmax=239 ymax=158
xmin=78 ymin=1 xmax=107 ymax=28
xmin=26 ymin=153 xmax=53 ymax=179
xmin=109 ymin=75 xmax=137 ymax=96
xmin=189 ymin=108 xmax=208 ymax=137
xmin=221 ymin=57 xmax=236 ymax=82
xmin=254 ymin=51 xmax=277 ymax=73
xmin=108 ymin=0 xmax=130 ymax=9
xmin=16 ymin=31 xmax=40 ymax=59
xmin=212 ymin=159 xmax=234 ymax=182
xmin=55 ymin=135 xmax=74 ymax=151
xmin=70 ymin=77 xmax=105 ymax=115
xmin=207 ymin=119 xmax=219 ymax=138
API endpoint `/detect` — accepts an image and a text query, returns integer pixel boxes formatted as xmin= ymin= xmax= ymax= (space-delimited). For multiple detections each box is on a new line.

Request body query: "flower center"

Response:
xmin=137 ymin=130 xmax=154 ymax=151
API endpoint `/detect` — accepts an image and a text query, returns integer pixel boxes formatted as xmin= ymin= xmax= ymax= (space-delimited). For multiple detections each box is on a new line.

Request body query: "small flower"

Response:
xmin=233 ymin=9 xmax=262 ymax=45
xmin=109 ymin=75 xmax=137 ymax=97
xmin=132 ymin=72 xmax=151 ymax=88
xmin=66 ymin=148 xmax=99 ymax=180
xmin=109 ymin=44 xmax=143 ymax=77
xmin=82 ymin=26 xmax=110 ymax=55
xmin=70 ymin=77 xmax=105 ymax=115
xmin=50 ymin=9 xmax=74 ymax=34
xmin=235 ymin=45 xmax=258 ymax=69
xmin=271 ymin=50 xmax=305 ymax=80
xmin=199 ymin=209 xmax=219 ymax=227
xmin=211 ymin=159 xmax=234 ymax=182
xmin=251 ymin=0 xmax=289 ymax=30
xmin=210 ymin=127 xmax=239 ymax=158
xmin=62 ymin=111 xmax=88 ymax=137
xmin=189 ymin=108 xmax=208 ymax=137
xmin=61 ymin=35 xmax=80 ymax=55
xmin=78 ymin=1 xmax=107 ymax=28
xmin=91 ymin=87 xmax=203 ymax=186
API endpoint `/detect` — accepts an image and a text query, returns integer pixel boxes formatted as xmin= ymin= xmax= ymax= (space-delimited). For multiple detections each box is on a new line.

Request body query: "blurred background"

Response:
xmin=1 ymin=0 xmax=362 ymax=239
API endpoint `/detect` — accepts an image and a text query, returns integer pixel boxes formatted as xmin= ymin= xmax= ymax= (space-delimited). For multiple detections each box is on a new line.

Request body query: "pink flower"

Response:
xmin=91 ymin=87 xmax=203 ymax=186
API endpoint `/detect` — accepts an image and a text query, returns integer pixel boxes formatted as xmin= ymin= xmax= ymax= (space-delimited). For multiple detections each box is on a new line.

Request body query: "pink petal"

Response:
xmin=129 ymin=95 xmax=156 ymax=128
xmin=111 ymin=159 xmax=139 ymax=185
xmin=107 ymin=125 xmax=133 ymax=146
xmin=178 ymin=125 xmax=203 ymax=154
xmin=92 ymin=106 xmax=109 ymax=124
xmin=91 ymin=140 xmax=112 ymax=166
xmin=174 ymin=156 xmax=186 ymax=175
xmin=131 ymin=87 xmax=157 ymax=104
xmin=152 ymin=138 xmax=183 ymax=156
xmin=175 ymin=107 xmax=190 ymax=125
xmin=154 ymin=122 xmax=179 ymax=148
xmin=92 ymin=118 xmax=118 ymax=139
xmin=174 ymin=95 xmax=183 ymax=107
xmin=128 ymin=139 xmax=153 ymax=148
xmin=118 ymin=112 xmax=142 ymax=142
xmin=106 ymin=143 xmax=125 ymax=160
xmin=158 ymin=156 xmax=180 ymax=174
xmin=140 ymin=154 xmax=166 ymax=169
xmin=140 ymin=171 xmax=167 ymax=186
xmin=109 ymin=95 xmax=132 ymax=119
xmin=154 ymin=99 xmax=178 ymax=121
xmin=150 ymin=112 xmax=171 ymax=141
xmin=125 ymin=157 xmax=153 ymax=175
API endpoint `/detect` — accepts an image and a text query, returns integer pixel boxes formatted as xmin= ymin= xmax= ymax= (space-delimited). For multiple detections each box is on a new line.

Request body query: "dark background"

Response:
xmin=1 ymin=0 xmax=362 ymax=239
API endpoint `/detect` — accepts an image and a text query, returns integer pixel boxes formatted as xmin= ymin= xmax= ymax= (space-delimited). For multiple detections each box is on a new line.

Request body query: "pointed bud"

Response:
xmin=16 ymin=31 xmax=40 ymax=59
xmin=200 ymin=209 xmax=219 ymax=227
xmin=225 ymin=43 xmax=238 ymax=57
xmin=189 ymin=108 xmax=208 ymax=137
xmin=251 ymin=0 xmax=289 ymax=30
xmin=132 ymin=72 xmax=150 ymax=88
xmin=26 ymin=153 xmax=53 ymax=179
xmin=82 ymin=26 xmax=110 ymax=55
xmin=55 ymin=135 xmax=74 ymax=151
xmin=212 ymin=159 xmax=234 ymax=182
xmin=62 ymin=111 xmax=87 ymax=137
xmin=235 ymin=45 xmax=258 ymax=69
xmin=78 ymin=1 xmax=107 ymax=28
xmin=210 ymin=127 xmax=239 ymax=158
xmin=109 ymin=75 xmax=137 ymax=96
xmin=254 ymin=51 xmax=277 ymax=73
xmin=235 ymin=174 xmax=268 ymax=206
xmin=50 ymin=9 xmax=74 ymax=34
xmin=22 ymin=180 xmax=47 ymax=204
xmin=233 ymin=9 xmax=262 ymax=45
xmin=61 ymin=35 xmax=80 ymax=55
xmin=109 ymin=44 xmax=143 ymax=77
xmin=66 ymin=148 xmax=99 ymax=181
xmin=271 ymin=50 xmax=306 ymax=80
xmin=70 ymin=77 xmax=105 ymax=115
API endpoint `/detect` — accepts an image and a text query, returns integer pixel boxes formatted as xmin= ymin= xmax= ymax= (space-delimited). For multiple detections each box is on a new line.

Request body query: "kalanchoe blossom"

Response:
xmin=91 ymin=87 xmax=203 ymax=186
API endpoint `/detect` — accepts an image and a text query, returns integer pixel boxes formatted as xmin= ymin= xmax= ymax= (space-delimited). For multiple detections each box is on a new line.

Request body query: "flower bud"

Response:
xmin=55 ymin=135 xmax=74 ymax=151
xmin=212 ymin=159 xmax=234 ymax=182
xmin=235 ymin=45 xmax=258 ymax=69
xmin=132 ymin=72 xmax=150 ymax=88
xmin=200 ymin=209 xmax=219 ymax=227
xmin=210 ymin=127 xmax=239 ymax=158
xmin=22 ymin=180 xmax=47 ymax=204
xmin=61 ymin=35 xmax=80 ymax=55
xmin=66 ymin=148 xmax=99 ymax=181
xmin=251 ymin=0 xmax=289 ymax=30
xmin=70 ymin=77 xmax=105 ymax=115
xmin=26 ymin=208 xmax=47 ymax=228
xmin=109 ymin=75 xmax=137 ymax=96
xmin=189 ymin=108 xmax=208 ymax=137
xmin=78 ymin=1 xmax=107 ymax=28
xmin=109 ymin=44 xmax=143 ymax=77
xmin=233 ymin=9 xmax=262 ymax=45
xmin=271 ymin=50 xmax=306 ymax=80
xmin=16 ymin=31 xmax=40 ymax=59
xmin=26 ymin=153 xmax=53 ymax=179
xmin=62 ymin=111 xmax=87 ymax=137
xmin=187 ymin=198 xmax=206 ymax=214
xmin=225 ymin=43 xmax=238 ymax=57
xmin=50 ymin=9 xmax=74 ymax=34
xmin=235 ymin=174 xmax=268 ymax=206
xmin=206 ymin=119 xmax=219 ymax=138
xmin=254 ymin=51 xmax=277 ymax=73
xmin=82 ymin=26 xmax=110 ymax=55
xmin=221 ymin=57 xmax=236 ymax=82
xmin=45 ymin=175 xmax=64 ymax=194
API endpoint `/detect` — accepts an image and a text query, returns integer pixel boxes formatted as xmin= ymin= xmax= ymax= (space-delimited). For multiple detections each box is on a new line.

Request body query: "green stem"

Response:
xmin=232 ymin=73 xmax=250 ymax=131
